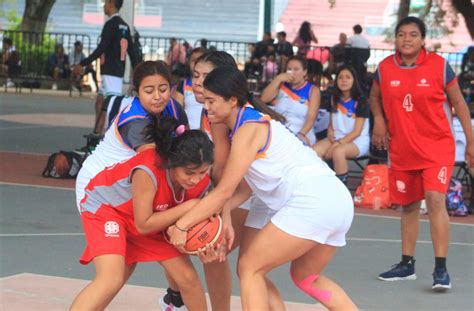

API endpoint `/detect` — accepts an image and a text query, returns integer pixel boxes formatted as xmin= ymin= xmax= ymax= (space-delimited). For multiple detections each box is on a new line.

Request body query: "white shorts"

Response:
xmin=245 ymin=175 xmax=354 ymax=247
xmin=352 ymin=135 xmax=370 ymax=157
xmin=99 ymin=75 xmax=123 ymax=97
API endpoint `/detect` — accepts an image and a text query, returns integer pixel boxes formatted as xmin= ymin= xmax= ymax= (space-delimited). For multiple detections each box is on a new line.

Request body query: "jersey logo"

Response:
xmin=396 ymin=180 xmax=406 ymax=193
xmin=390 ymin=80 xmax=400 ymax=87
xmin=417 ymin=78 xmax=430 ymax=87
xmin=154 ymin=203 xmax=169 ymax=211
xmin=104 ymin=221 xmax=120 ymax=237
xmin=438 ymin=167 xmax=447 ymax=184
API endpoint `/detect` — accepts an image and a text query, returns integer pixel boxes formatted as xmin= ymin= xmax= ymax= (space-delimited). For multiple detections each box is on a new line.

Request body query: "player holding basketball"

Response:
xmin=371 ymin=16 xmax=473 ymax=290
xmin=71 ymin=116 xmax=213 ymax=310
xmin=160 ymin=51 xmax=249 ymax=311
xmin=168 ymin=66 xmax=357 ymax=310
xmin=74 ymin=0 xmax=140 ymax=135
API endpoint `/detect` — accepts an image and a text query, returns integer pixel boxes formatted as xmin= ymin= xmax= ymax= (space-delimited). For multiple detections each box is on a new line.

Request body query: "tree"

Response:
xmin=452 ymin=0 xmax=474 ymax=39
xmin=19 ymin=0 xmax=56 ymax=33
xmin=398 ymin=0 xmax=411 ymax=22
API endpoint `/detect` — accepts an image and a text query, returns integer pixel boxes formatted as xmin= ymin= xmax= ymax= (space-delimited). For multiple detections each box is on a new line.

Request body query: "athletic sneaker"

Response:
xmin=378 ymin=261 xmax=416 ymax=281
xmin=432 ymin=268 xmax=451 ymax=291
xmin=158 ymin=296 xmax=188 ymax=311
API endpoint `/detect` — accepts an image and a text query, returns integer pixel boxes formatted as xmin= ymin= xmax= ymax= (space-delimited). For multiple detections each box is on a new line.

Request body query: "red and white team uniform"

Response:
xmin=374 ymin=48 xmax=458 ymax=204
xmin=79 ymin=149 xmax=211 ymax=265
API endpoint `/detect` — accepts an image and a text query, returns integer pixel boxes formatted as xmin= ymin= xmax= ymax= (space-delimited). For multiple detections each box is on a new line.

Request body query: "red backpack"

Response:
xmin=353 ymin=164 xmax=391 ymax=209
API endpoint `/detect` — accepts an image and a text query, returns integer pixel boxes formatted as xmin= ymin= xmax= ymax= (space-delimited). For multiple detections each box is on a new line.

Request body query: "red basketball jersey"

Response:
xmin=80 ymin=149 xmax=211 ymax=231
xmin=374 ymin=48 xmax=457 ymax=170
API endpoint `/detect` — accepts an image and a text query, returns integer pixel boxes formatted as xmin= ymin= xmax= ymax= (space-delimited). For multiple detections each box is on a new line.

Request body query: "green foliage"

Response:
xmin=4 ymin=30 xmax=57 ymax=76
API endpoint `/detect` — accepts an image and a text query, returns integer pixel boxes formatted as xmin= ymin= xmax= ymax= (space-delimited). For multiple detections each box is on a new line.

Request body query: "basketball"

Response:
xmin=183 ymin=215 xmax=223 ymax=255
xmin=54 ymin=153 xmax=70 ymax=177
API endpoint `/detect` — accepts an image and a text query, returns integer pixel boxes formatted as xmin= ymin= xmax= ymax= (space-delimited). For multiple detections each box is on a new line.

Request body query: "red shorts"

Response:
xmin=389 ymin=166 xmax=453 ymax=206
xmin=80 ymin=207 xmax=182 ymax=265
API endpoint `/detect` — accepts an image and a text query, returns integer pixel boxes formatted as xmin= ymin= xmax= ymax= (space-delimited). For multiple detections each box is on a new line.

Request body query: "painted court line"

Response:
xmin=0 ymin=233 xmax=472 ymax=247
xmin=0 ymin=181 xmax=74 ymax=191
xmin=355 ymin=212 xmax=474 ymax=227
xmin=0 ymin=124 xmax=54 ymax=131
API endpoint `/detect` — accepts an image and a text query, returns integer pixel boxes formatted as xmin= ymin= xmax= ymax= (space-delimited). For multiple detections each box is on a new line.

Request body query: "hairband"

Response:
xmin=176 ymin=124 xmax=186 ymax=136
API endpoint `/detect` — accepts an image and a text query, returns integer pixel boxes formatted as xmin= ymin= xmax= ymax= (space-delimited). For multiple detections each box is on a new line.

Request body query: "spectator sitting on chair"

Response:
xmin=48 ymin=43 xmax=70 ymax=90
xmin=459 ymin=46 xmax=474 ymax=104
xmin=312 ymin=65 xmax=370 ymax=185
xmin=69 ymin=41 xmax=98 ymax=91
xmin=1 ymin=37 xmax=21 ymax=88
xmin=263 ymin=52 xmax=278 ymax=83
xmin=330 ymin=32 xmax=348 ymax=73
xmin=261 ymin=55 xmax=320 ymax=145
xmin=274 ymin=31 xmax=294 ymax=72
xmin=252 ymin=32 xmax=274 ymax=61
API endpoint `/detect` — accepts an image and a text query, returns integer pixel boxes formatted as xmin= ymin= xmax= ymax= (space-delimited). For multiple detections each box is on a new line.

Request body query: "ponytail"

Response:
xmin=145 ymin=116 xmax=214 ymax=168
xmin=204 ymin=66 xmax=286 ymax=123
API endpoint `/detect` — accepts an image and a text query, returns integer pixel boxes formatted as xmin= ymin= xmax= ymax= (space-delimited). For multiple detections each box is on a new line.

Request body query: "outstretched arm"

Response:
xmin=168 ymin=122 xmax=268 ymax=251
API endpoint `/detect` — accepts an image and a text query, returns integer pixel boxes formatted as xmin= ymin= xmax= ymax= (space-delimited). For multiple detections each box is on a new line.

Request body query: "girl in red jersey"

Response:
xmin=313 ymin=65 xmax=370 ymax=185
xmin=370 ymin=16 xmax=474 ymax=291
xmin=71 ymin=116 xmax=213 ymax=310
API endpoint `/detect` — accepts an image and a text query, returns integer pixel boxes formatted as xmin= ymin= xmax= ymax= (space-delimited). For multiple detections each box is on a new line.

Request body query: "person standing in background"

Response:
xmin=370 ymin=16 xmax=474 ymax=291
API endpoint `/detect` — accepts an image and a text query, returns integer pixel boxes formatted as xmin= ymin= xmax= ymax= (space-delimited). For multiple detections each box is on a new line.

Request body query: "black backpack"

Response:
xmin=42 ymin=151 xmax=85 ymax=179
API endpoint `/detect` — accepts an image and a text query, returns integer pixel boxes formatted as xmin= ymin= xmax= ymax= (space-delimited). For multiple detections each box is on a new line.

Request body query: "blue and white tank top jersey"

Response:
xmin=272 ymin=81 xmax=316 ymax=144
xmin=229 ymin=105 xmax=334 ymax=211
xmin=332 ymin=97 xmax=370 ymax=140
xmin=182 ymin=78 xmax=203 ymax=130
xmin=81 ymin=96 xmax=181 ymax=181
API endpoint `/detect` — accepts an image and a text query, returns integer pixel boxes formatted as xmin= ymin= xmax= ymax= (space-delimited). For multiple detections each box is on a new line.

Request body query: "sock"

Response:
xmin=401 ymin=255 xmax=414 ymax=265
xmin=336 ymin=173 xmax=348 ymax=185
xmin=167 ymin=288 xmax=184 ymax=307
xmin=435 ymin=257 xmax=446 ymax=270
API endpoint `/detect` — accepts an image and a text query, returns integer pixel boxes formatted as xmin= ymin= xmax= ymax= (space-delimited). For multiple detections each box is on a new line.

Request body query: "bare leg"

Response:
xmin=93 ymin=94 xmax=105 ymax=134
xmin=160 ymin=255 xmax=207 ymax=311
xmin=401 ymin=201 xmax=421 ymax=256
xmin=238 ymin=223 xmax=356 ymax=311
xmin=203 ymin=208 xmax=249 ymax=311
xmin=425 ymin=191 xmax=450 ymax=257
xmin=238 ymin=226 xmax=285 ymax=311
xmin=70 ymin=255 xmax=135 ymax=310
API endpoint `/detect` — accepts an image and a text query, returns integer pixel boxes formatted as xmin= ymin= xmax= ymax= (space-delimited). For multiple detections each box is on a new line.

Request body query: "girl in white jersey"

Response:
xmin=313 ymin=65 xmax=370 ymax=185
xmin=260 ymin=55 xmax=320 ymax=145
xmin=173 ymin=47 xmax=207 ymax=129
xmin=168 ymin=67 xmax=357 ymax=310
xmin=76 ymin=61 xmax=187 ymax=212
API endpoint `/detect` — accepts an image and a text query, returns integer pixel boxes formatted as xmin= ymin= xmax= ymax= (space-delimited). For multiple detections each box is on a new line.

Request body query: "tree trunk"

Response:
xmin=19 ymin=0 xmax=56 ymax=33
xmin=452 ymin=0 xmax=474 ymax=39
xmin=398 ymin=0 xmax=411 ymax=23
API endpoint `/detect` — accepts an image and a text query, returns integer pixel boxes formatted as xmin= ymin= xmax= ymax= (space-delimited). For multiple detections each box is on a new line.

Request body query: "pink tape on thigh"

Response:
xmin=291 ymin=272 xmax=332 ymax=303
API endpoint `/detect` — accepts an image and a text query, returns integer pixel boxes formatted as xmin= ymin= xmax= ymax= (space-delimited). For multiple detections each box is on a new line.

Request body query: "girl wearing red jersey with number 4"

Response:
xmin=71 ymin=117 xmax=213 ymax=310
xmin=370 ymin=16 xmax=474 ymax=291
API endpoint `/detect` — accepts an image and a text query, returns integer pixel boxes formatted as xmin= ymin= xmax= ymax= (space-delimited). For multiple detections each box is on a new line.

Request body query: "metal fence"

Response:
xmin=1 ymin=29 xmax=92 ymax=78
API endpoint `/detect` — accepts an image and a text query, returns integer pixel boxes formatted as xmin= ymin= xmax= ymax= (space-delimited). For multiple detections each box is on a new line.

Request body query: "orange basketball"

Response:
xmin=184 ymin=215 xmax=223 ymax=255
xmin=54 ymin=153 xmax=70 ymax=177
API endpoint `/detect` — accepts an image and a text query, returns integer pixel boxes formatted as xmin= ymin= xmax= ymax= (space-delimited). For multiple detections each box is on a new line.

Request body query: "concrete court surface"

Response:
xmin=0 ymin=91 xmax=473 ymax=310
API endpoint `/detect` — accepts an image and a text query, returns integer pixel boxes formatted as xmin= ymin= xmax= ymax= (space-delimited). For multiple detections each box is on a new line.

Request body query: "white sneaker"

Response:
xmin=158 ymin=297 xmax=188 ymax=311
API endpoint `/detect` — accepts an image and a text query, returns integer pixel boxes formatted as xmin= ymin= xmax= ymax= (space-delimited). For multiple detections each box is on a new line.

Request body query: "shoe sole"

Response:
xmin=378 ymin=274 xmax=417 ymax=281
xmin=432 ymin=284 xmax=451 ymax=291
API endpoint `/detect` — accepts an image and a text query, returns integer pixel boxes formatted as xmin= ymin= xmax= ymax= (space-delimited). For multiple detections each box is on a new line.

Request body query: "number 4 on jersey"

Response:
xmin=403 ymin=94 xmax=413 ymax=112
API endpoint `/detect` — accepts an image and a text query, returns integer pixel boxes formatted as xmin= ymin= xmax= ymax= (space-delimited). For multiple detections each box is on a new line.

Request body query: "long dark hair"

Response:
xmin=145 ymin=116 xmax=214 ymax=168
xmin=132 ymin=60 xmax=171 ymax=93
xmin=298 ymin=21 xmax=312 ymax=43
xmin=203 ymin=66 xmax=285 ymax=123
xmin=194 ymin=51 xmax=238 ymax=69
xmin=332 ymin=65 xmax=366 ymax=112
